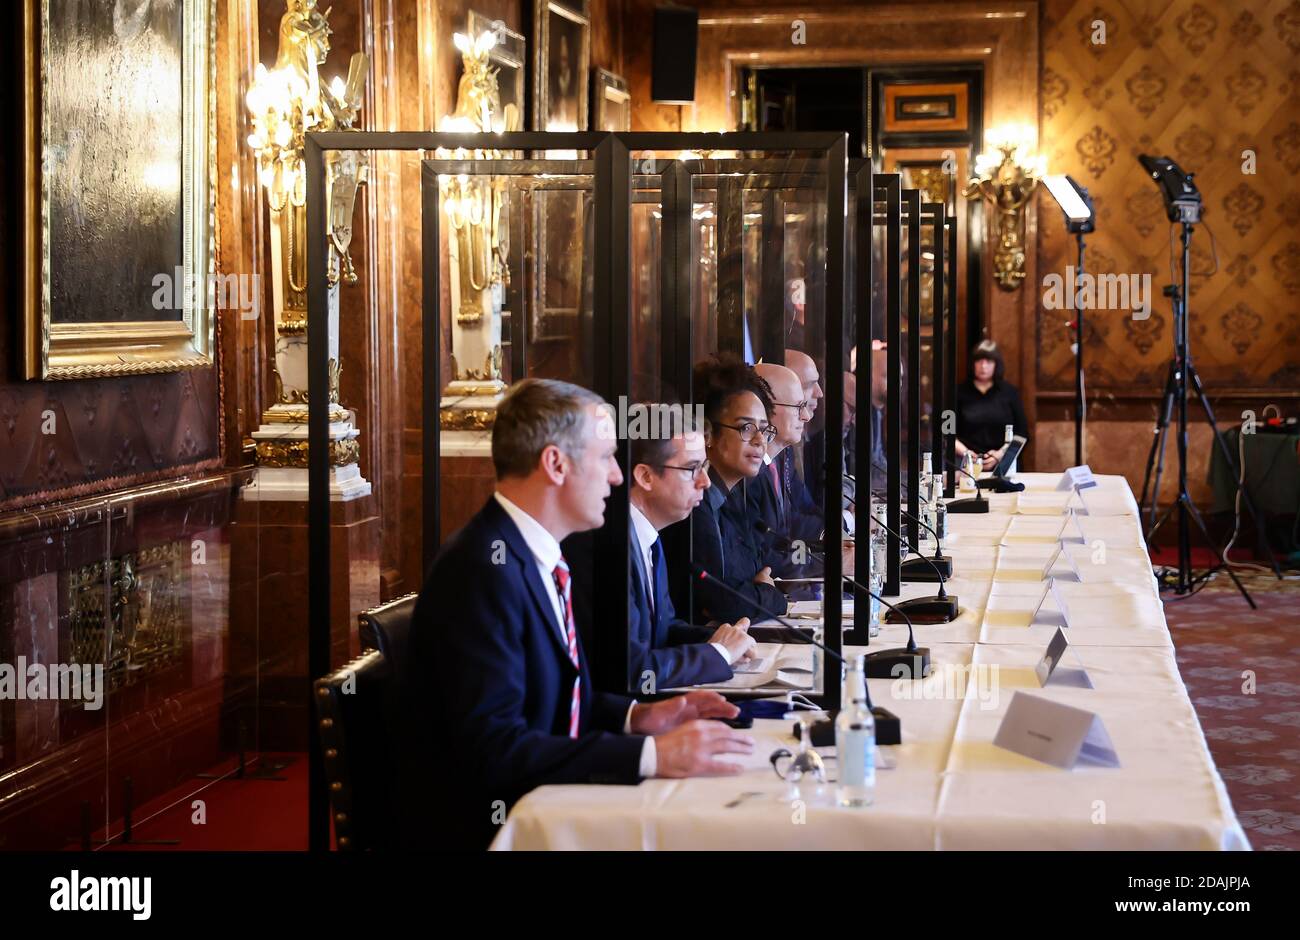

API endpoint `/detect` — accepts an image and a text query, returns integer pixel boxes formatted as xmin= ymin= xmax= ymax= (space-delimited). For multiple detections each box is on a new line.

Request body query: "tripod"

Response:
xmin=1138 ymin=223 xmax=1277 ymax=607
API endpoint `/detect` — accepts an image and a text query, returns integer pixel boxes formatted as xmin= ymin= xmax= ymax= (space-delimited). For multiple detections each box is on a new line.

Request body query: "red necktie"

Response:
xmin=551 ymin=558 xmax=581 ymax=739
xmin=769 ymin=460 xmax=783 ymax=511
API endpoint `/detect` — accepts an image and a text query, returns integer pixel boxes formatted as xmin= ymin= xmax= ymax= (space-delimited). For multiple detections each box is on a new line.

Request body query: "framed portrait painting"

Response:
xmin=22 ymin=0 xmax=216 ymax=380
xmin=592 ymin=68 xmax=630 ymax=132
xmin=531 ymin=1 xmax=589 ymax=132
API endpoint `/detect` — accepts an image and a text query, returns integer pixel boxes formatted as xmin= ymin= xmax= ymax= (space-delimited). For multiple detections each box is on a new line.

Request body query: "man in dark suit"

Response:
xmin=625 ymin=419 xmax=756 ymax=692
xmin=409 ymin=379 xmax=754 ymax=849
xmin=751 ymin=363 xmax=823 ymax=577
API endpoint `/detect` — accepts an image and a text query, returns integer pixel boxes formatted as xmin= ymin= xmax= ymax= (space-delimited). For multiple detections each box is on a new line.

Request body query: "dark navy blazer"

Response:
xmin=407 ymin=496 xmax=645 ymax=849
xmin=628 ymin=524 xmax=733 ymax=690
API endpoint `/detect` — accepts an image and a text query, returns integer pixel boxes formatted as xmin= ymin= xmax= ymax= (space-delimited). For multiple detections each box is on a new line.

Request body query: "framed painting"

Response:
xmin=531 ymin=1 xmax=589 ymax=132
xmin=592 ymin=67 xmax=629 ymax=132
xmin=22 ymin=0 xmax=216 ymax=380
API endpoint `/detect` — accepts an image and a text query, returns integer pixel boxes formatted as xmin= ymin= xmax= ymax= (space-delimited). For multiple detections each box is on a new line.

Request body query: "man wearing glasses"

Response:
xmin=752 ymin=363 xmax=824 ymax=576
xmin=624 ymin=420 xmax=758 ymax=691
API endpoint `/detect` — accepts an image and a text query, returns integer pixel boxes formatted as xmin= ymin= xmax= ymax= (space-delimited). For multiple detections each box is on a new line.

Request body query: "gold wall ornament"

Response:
xmin=272 ymin=359 xmax=342 ymax=405
xmin=255 ymin=437 xmax=361 ymax=468
xmin=440 ymin=30 xmax=517 ymax=325
xmin=68 ymin=541 xmax=187 ymax=695
xmin=247 ymin=0 xmax=369 ymax=319
xmin=963 ymin=129 xmax=1045 ymax=292
xmin=440 ymin=408 xmax=497 ymax=431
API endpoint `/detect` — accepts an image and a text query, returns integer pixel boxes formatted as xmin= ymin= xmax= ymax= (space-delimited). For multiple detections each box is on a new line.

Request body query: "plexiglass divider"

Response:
xmin=304 ymin=132 xmax=848 ymax=845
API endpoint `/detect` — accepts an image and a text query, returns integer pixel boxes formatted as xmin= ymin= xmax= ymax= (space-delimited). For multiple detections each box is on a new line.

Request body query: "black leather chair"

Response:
xmin=358 ymin=593 xmax=417 ymax=688
xmin=314 ymin=594 xmax=420 ymax=851
xmin=314 ymin=649 xmax=397 ymax=851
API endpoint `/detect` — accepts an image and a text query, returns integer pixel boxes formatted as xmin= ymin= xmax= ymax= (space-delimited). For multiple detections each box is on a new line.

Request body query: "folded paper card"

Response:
xmin=1035 ymin=627 xmax=1093 ymax=688
xmin=993 ymin=691 xmax=1119 ymax=769
xmin=1056 ymin=465 xmax=1098 ymax=491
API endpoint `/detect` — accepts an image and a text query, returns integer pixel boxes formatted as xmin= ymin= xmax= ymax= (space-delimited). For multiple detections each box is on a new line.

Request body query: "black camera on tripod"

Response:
xmin=1138 ymin=154 xmax=1202 ymax=224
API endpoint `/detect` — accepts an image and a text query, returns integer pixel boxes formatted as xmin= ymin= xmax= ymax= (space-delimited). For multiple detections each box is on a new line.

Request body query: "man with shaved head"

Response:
xmin=751 ymin=362 xmax=824 ymax=577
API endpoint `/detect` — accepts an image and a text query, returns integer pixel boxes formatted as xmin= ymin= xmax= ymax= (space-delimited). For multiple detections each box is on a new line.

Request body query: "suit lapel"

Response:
xmin=629 ymin=526 xmax=660 ymax=641
xmin=484 ymin=498 xmax=575 ymax=667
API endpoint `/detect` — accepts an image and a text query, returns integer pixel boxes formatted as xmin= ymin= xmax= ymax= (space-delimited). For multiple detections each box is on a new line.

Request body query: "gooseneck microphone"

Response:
xmin=753 ymin=522 xmax=930 ymax=681
xmin=945 ymin=458 xmax=991 ymax=514
xmin=898 ymin=508 xmax=954 ymax=581
xmin=861 ymin=512 xmax=960 ymax=625
xmin=844 ymin=505 xmax=949 ymax=598
xmin=693 ymin=564 xmax=907 ymax=744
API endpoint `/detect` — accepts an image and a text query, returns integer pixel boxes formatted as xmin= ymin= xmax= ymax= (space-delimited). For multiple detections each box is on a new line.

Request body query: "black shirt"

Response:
xmin=955 ymin=378 xmax=1029 ymax=455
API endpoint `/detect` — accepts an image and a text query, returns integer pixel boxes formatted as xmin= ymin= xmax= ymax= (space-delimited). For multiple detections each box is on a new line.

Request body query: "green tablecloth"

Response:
xmin=1207 ymin=427 xmax=1300 ymax=516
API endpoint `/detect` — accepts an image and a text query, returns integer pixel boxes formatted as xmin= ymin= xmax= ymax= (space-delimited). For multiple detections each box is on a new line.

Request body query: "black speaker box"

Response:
xmin=652 ymin=7 xmax=698 ymax=104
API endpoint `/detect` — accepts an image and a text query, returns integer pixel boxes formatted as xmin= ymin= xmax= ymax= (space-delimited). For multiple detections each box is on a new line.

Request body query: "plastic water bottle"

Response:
xmin=836 ymin=655 xmax=876 ymax=807
xmin=930 ymin=471 xmax=945 ymax=544
xmin=918 ymin=452 xmax=934 ymax=550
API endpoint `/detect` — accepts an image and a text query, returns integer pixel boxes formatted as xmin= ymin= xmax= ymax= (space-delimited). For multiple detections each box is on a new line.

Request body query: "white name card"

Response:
xmin=1031 ymin=578 xmax=1070 ymax=628
xmin=1035 ymin=627 xmax=1093 ymax=688
xmin=1060 ymin=509 xmax=1086 ymax=543
xmin=1056 ymin=465 xmax=1098 ymax=491
xmin=993 ymin=691 xmax=1119 ymax=769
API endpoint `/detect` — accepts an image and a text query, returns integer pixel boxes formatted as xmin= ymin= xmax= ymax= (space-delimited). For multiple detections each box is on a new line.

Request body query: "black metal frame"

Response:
xmin=304 ymin=129 xmax=848 ymax=848
xmin=945 ymin=217 xmax=958 ymax=498
xmin=922 ymin=203 xmax=946 ymax=485
xmin=873 ymin=174 xmax=903 ymax=596
xmin=903 ymin=189 xmax=922 ymax=552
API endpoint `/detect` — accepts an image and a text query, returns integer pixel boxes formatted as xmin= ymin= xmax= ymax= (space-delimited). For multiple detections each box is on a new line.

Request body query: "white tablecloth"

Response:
xmin=491 ymin=473 xmax=1249 ymax=850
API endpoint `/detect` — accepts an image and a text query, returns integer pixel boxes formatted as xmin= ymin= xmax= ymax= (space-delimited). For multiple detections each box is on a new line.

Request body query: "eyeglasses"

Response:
xmin=773 ymin=400 xmax=813 ymax=419
xmin=714 ymin=421 xmax=778 ymax=444
xmin=658 ymin=460 xmax=710 ymax=480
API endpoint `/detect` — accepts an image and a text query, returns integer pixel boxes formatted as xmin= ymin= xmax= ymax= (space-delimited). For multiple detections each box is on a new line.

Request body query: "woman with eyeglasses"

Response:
xmin=662 ymin=355 xmax=789 ymax=626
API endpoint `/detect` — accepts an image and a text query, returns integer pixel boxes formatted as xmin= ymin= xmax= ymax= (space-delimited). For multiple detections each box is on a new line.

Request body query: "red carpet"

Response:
xmin=92 ymin=754 xmax=308 ymax=851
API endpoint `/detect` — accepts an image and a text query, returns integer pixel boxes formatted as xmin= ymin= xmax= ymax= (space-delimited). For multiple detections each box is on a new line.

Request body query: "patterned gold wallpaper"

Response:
xmin=1037 ymin=0 xmax=1300 ymax=393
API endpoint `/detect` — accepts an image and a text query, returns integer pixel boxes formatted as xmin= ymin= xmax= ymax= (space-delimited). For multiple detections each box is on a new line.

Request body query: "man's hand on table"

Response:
xmin=709 ymin=617 xmax=755 ymax=662
xmin=651 ymin=719 xmax=756 ymax=777
xmin=630 ymin=690 xmax=739 ymax=734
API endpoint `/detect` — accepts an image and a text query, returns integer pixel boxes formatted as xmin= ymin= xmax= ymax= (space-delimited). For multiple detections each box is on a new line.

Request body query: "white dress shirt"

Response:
xmin=494 ymin=493 xmax=656 ymax=777
xmin=630 ymin=502 xmax=732 ymax=666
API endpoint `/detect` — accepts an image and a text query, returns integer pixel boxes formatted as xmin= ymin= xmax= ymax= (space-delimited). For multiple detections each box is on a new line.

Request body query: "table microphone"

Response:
xmin=945 ymin=459 xmax=991 ymax=514
xmin=842 ymin=494 xmax=958 ymax=613
xmin=857 ymin=510 xmax=960 ymax=624
xmin=753 ymin=522 xmax=930 ymax=680
xmin=692 ymin=564 xmax=904 ymax=744
xmin=899 ymin=508 xmax=954 ymax=581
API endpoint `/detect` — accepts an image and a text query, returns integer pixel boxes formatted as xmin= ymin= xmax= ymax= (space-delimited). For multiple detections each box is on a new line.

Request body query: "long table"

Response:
xmin=491 ymin=473 xmax=1249 ymax=850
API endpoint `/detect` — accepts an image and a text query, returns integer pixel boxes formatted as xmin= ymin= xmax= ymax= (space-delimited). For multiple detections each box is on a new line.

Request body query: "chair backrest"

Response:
xmin=358 ymin=593 xmax=418 ymax=689
xmin=314 ymin=650 xmax=397 ymax=851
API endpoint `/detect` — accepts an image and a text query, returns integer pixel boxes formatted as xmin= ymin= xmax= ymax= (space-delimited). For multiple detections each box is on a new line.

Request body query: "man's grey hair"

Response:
xmin=491 ymin=378 xmax=605 ymax=479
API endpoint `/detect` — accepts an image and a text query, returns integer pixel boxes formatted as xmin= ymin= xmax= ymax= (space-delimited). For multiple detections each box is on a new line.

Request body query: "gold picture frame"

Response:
xmin=592 ymin=67 xmax=630 ymax=132
xmin=531 ymin=0 xmax=590 ymax=132
xmin=22 ymin=0 xmax=217 ymax=381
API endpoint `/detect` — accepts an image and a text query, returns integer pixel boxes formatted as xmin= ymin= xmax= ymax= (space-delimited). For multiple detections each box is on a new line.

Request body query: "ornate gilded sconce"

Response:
xmin=242 ymin=0 xmax=371 ymax=500
xmin=963 ymin=127 xmax=1046 ymax=291
xmin=437 ymin=28 xmax=520 ymax=434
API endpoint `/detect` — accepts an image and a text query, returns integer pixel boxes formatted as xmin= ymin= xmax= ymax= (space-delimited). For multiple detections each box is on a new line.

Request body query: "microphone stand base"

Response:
xmin=797 ymin=707 xmax=902 ymax=747
xmin=900 ymin=554 xmax=953 ymax=580
xmin=884 ymin=595 xmax=960 ymax=623
xmin=862 ymin=646 xmax=931 ymax=680
xmin=946 ymin=497 xmax=989 ymax=514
